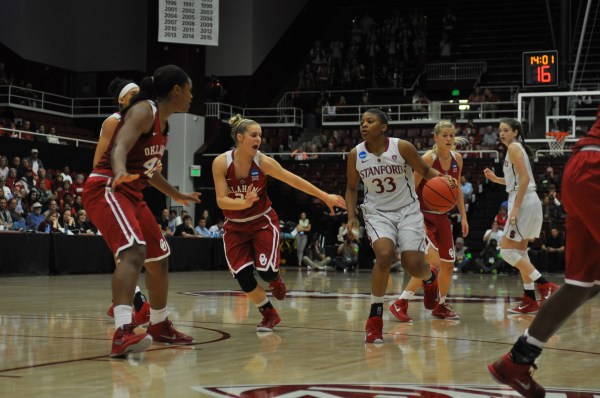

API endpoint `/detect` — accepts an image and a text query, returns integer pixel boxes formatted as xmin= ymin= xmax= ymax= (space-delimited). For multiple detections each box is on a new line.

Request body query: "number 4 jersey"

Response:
xmin=355 ymin=137 xmax=418 ymax=212
xmin=94 ymin=100 xmax=167 ymax=191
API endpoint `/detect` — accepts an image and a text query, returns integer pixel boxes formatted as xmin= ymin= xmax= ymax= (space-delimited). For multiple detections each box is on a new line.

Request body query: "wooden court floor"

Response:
xmin=1 ymin=269 xmax=598 ymax=397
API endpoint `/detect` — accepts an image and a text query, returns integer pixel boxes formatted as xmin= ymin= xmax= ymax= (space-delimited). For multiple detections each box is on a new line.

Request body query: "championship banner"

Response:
xmin=158 ymin=0 xmax=219 ymax=46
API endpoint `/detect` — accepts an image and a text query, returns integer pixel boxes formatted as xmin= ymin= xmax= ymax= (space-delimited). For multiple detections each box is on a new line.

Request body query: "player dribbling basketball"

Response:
xmin=345 ymin=108 xmax=441 ymax=344
xmin=389 ymin=121 xmax=469 ymax=322
xmin=484 ymin=118 xmax=559 ymax=315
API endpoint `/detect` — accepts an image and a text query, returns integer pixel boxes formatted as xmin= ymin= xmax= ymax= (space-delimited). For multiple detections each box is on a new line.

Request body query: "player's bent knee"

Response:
xmin=500 ymin=248 xmax=521 ymax=267
xmin=257 ymin=268 xmax=278 ymax=283
xmin=235 ymin=266 xmax=258 ymax=293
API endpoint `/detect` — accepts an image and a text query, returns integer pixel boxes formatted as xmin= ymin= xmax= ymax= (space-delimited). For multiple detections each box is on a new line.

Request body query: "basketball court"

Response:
xmin=1 ymin=269 xmax=598 ymax=397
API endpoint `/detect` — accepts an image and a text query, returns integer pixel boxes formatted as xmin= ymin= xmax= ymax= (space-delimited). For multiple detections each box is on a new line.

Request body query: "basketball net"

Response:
xmin=545 ymin=132 xmax=569 ymax=157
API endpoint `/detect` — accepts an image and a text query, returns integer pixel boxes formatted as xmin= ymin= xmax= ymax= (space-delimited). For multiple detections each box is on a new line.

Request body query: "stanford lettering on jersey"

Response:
xmin=360 ymin=164 xmax=405 ymax=179
xmin=144 ymin=144 xmax=165 ymax=156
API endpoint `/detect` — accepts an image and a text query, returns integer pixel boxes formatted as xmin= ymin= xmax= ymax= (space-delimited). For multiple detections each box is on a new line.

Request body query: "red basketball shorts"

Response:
xmin=82 ymin=175 xmax=170 ymax=262
xmin=562 ymin=149 xmax=600 ymax=286
xmin=222 ymin=208 xmax=280 ymax=274
xmin=423 ymin=211 xmax=455 ymax=262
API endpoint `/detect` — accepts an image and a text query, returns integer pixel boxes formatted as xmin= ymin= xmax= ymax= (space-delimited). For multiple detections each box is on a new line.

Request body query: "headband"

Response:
xmin=118 ymin=83 xmax=139 ymax=100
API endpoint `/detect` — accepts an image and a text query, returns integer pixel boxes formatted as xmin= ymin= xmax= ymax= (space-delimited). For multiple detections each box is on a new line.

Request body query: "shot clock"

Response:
xmin=523 ymin=50 xmax=558 ymax=87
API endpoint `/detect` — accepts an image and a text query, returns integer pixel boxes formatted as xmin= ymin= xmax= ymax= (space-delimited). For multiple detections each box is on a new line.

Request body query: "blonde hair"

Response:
xmin=228 ymin=114 xmax=258 ymax=145
xmin=431 ymin=121 xmax=469 ymax=156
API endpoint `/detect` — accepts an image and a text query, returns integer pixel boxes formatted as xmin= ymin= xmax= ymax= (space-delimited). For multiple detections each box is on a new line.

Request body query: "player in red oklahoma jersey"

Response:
xmin=488 ymin=107 xmax=600 ymax=397
xmin=389 ymin=121 xmax=469 ymax=321
xmin=96 ymin=77 xmax=152 ymax=327
xmin=83 ymin=65 xmax=200 ymax=358
xmin=212 ymin=114 xmax=346 ymax=332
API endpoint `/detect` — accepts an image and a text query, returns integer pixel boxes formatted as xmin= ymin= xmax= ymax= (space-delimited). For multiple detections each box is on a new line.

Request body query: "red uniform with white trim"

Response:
xmin=562 ymin=110 xmax=600 ymax=286
xmin=417 ymin=151 xmax=460 ymax=262
xmin=82 ymin=101 xmax=169 ymax=261
xmin=222 ymin=150 xmax=280 ymax=274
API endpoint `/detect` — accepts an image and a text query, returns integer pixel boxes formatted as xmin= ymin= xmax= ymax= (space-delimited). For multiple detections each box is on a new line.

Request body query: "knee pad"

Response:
xmin=235 ymin=266 xmax=258 ymax=293
xmin=257 ymin=268 xmax=279 ymax=283
xmin=500 ymin=248 xmax=522 ymax=267
xmin=520 ymin=250 xmax=530 ymax=263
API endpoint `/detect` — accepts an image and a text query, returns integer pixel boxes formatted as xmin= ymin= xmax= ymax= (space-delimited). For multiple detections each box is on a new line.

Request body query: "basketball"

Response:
xmin=422 ymin=176 xmax=459 ymax=213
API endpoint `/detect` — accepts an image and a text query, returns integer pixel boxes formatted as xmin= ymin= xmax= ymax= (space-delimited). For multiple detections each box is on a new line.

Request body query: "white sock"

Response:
xmin=529 ymin=269 xmax=542 ymax=281
xmin=135 ymin=286 xmax=141 ymax=294
xmin=114 ymin=305 xmax=133 ymax=329
xmin=399 ymin=291 xmax=415 ymax=301
xmin=150 ymin=306 xmax=169 ymax=325
xmin=524 ymin=329 xmax=546 ymax=348
xmin=371 ymin=294 xmax=385 ymax=304
xmin=438 ymin=295 xmax=446 ymax=305
xmin=256 ymin=297 xmax=269 ymax=307
xmin=523 ymin=282 xmax=535 ymax=291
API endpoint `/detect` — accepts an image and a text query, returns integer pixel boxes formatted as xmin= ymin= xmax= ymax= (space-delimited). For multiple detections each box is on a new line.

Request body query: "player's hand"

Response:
xmin=173 ymin=192 xmax=201 ymax=206
xmin=483 ymin=168 xmax=496 ymax=182
xmin=112 ymin=171 xmax=139 ymax=191
xmin=509 ymin=208 xmax=519 ymax=226
xmin=346 ymin=216 xmax=359 ymax=234
xmin=324 ymin=194 xmax=346 ymax=215
xmin=461 ymin=219 xmax=469 ymax=237
xmin=244 ymin=184 xmax=259 ymax=207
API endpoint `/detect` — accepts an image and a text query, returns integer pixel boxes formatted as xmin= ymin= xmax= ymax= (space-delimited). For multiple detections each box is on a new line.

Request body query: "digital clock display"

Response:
xmin=523 ymin=50 xmax=558 ymax=87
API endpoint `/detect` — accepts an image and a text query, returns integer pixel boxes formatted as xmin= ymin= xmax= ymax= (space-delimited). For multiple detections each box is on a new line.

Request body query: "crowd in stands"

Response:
xmin=0 ymin=146 xmax=225 ymax=239
xmin=297 ymin=7 xmax=440 ymax=93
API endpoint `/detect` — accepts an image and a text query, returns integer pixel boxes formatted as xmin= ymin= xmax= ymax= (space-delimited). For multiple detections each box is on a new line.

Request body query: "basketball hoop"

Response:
xmin=545 ymin=132 xmax=569 ymax=157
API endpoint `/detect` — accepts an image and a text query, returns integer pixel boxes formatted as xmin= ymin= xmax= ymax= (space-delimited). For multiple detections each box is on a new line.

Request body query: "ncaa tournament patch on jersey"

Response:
xmin=358 ymin=151 xmax=367 ymax=159
xmin=251 ymin=169 xmax=259 ymax=181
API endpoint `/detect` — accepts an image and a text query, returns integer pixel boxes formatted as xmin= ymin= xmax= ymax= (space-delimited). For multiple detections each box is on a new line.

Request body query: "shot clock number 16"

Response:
xmin=523 ymin=50 xmax=558 ymax=87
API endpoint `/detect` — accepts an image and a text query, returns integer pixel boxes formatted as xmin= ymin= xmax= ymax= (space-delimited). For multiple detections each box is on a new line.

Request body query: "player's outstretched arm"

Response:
xmin=149 ymin=172 xmax=201 ymax=206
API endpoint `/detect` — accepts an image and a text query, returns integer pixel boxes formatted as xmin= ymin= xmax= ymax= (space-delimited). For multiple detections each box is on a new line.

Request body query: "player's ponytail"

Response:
xmin=122 ymin=65 xmax=189 ymax=117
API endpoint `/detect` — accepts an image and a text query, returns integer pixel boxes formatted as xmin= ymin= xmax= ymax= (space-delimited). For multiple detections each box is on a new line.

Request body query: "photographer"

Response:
xmin=302 ymin=234 xmax=331 ymax=271
xmin=332 ymin=233 xmax=359 ymax=271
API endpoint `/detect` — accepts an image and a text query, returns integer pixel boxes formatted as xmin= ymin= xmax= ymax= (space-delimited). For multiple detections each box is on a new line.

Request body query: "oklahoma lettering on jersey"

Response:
xmin=355 ymin=137 xmax=417 ymax=212
xmin=223 ymin=149 xmax=272 ymax=222
xmin=94 ymin=101 xmax=167 ymax=191
xmin=418 ymin=151 xmax=460 ymax=213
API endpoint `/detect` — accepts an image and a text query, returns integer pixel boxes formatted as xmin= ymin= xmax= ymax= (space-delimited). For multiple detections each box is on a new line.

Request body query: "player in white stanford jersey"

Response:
xmin=212 ymin=114 xmax=345 ymax=332
xmin=390 ymin=121 xmax=469 ymax=322
xmin=346 ymin=108 xmax=441 ymax=344
xmin=83 ymin=65 xmax=200 ymax=358
xmin=484 ymin=118 xmax=559 ymax=315
xmin=97 ymin=78 xmax=152 ymax=327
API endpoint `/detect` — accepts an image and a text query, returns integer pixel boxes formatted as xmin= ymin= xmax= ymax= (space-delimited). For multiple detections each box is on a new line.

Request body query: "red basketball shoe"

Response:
xmin=488 ymin=353 xmax=545 ymax=398
xmin=508 ymin=295 xmax=539 ymax=314
xmin=422 ymin=267 xmax=439 ymax=310
xmin=432 ymin=302 xmax=460 ymax=320
xmin=147 ymin=319 xmax=195 ymax=345
xmin=388 ymin=299 xmax=413 ymax=322
xmin=365 ymin=316 xmax=384 ymax=344
xmin=110 ymin=323 xmax=152 ymax=359
xmin=107 ymin=304 xmax=115 ymax=318
xmin=133 ymin=302 xmax=151 ymax=326
xmin=536 ymin=282 xmax=560 ymax=306
xmin=269 ymin=274 xmax=287 ymax=301
xmin=257 ymin=307 xmax=281 ymax=332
